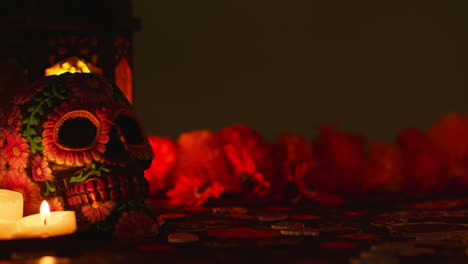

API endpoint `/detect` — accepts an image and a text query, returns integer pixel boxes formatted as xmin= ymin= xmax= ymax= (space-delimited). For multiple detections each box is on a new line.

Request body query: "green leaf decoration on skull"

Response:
xmin=44 ymin=181 xmax=57 ymax=196
xmin=22 ymin=76 xmax=72 ymax=153
xmin=70 ymin=162 xmax=110 ymax=184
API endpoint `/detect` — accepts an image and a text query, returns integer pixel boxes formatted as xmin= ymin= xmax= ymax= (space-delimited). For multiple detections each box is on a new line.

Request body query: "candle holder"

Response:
xmin=0 ymin=0 xmax=140 ymax=106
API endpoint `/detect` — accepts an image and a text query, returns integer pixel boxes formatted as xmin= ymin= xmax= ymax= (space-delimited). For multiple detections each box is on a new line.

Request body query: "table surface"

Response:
xmin=2 ymin=198 xmax=468 ymax=264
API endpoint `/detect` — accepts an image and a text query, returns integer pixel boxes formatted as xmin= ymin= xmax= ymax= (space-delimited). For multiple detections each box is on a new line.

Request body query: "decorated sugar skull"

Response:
xmin=0 ymin=73 xmax=158 ymax=238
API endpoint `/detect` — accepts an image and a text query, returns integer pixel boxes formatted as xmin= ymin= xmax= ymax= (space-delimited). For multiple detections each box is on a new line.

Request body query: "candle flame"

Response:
xmin=40 ymin=200 xmax=51 ymax=225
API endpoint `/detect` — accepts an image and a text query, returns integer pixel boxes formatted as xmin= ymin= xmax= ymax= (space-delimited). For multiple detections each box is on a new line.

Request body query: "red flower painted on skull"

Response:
xmin=29 ymin=75 xmax=57 ymax=96
xmin=113 ymin=211 xmax=159 ymax=240
xmin=67 ymin=74 xmax=114 ymax=104
xmin=48 ymin=197 xmax=64 ymax=211
xmin=0 ymin=105 xmax=22 ymax=135
xmin=2 ymin=133 xmax=30 ymax=170
xmin=3 ymin=169 xmax=42 ymax=215
xmin=0 ymin=132 xmax=4 ymax=150
xmin=0 ymin=169 xmax=7 ymax=183
xmin=0 ymin=155 xmax=6 ymax=168
xmin=42 ymin=101 xmax=111 ymax=167
xmin=31 ymin=156 xmax=53 ymax=182
xmin=81 ymin=201 xmax=116 ymax=224
xmin=12 ymin=89 xmax=36 ymax=106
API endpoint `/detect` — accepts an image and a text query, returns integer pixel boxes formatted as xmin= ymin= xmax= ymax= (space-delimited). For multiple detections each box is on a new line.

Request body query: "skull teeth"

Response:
xmin=66 ymin=175 xmax=149 ymax=207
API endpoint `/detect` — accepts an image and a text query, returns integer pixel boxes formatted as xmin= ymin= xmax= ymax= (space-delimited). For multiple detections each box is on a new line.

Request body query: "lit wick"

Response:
xmin=40 ymin=200 xmax=51 ymax=226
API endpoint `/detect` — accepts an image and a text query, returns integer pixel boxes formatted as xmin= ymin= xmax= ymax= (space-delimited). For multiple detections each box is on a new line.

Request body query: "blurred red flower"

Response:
xmin=175 ymin=130 xmax=236 ymax=193
xmin=218 ymin=125 xmax=275 ymax=198
xmin=166 ymin=130 xmax=236 ymax=207
xmin=2 ymin=169 xmax=42 ymax=215
xmin=427 ymin=113 xmax=468 ymax=193
xmin=360 ymin=141 xmax=404 ymax=193
xmin=272 ymin=133 xmax=315 ymax=200
xmin=166 ymin=162 xmax=225 ymax=207
xmin=144 ymin=135 xmax=178 ymax=195
xmin=274 ymin=133 xmax=314 ymax=182
xmin=396 ymin=128 xmax=449 ymax=194
xmin=427 ymin=112 xmax=468 ymax=164
xmin=293 ymin=160 xmax=345 ymax=207
xmin=313 ymin=126 xmax=366 ymax=195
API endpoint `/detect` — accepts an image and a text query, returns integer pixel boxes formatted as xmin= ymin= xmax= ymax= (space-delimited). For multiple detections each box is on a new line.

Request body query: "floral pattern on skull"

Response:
xmin=0 ymin=73 xmax=156 ymax=238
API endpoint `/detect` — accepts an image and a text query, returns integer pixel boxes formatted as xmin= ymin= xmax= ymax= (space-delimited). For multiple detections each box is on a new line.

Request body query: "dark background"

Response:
xmin=132 ymin=0 xmax=468 ymax=142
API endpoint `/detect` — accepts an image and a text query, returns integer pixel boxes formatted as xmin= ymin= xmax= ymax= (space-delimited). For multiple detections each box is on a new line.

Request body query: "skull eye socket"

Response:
xmin=115 ymin=113 xmax=144 ymax=145
xmin=55 ymin=110 xmax=100 ymax=150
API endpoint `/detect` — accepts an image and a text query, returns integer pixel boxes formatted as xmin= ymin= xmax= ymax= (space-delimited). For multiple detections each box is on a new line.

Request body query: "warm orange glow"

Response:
xmin=45 ymin=56 xmax=102 ymax=76
xmin=115 ymin=58 xmax=133 ymax=104
xmin=38 ymin=256 xmax=61 ymax=264
xmin=40 ymin=200 xmax=51 ymax=223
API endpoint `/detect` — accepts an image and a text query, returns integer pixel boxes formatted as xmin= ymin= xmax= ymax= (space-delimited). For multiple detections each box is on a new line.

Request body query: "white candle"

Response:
xmin=0 ymin=189 xmax=23 ymax=221
xmin=15 ymin=201 xmax=77 ymax=239
xmin=0 ymin=219 xmax=18 ymax=240
xmin=0 ymin=189 xmax=23 ymax=239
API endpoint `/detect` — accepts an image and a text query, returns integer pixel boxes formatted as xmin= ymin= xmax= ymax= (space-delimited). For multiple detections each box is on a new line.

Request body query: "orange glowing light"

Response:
xmin=38 ymin=256 xmax=60 ymax=264
xmin=115 ymin=58 xmax=133 ymax=104
xmin=45 ymin=56 xmax=133 ymax=105
xmin=45 ymin=56 xmax=102 ymax=76
xmin=40 ymin=200 xmax=51 ymax=225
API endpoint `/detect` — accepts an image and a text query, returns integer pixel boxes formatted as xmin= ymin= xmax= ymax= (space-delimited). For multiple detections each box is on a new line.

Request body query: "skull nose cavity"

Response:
xmin=103 ymin=128 xmax=131 ymax=164
xmin=114 ymin=113 xmax=145 ymax=146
